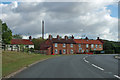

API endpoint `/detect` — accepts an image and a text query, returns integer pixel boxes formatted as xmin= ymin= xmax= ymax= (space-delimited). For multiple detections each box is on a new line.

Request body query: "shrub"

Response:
xmin=29 ymin=48 xmax=34 ymax=52
xmin=114 ymin=47 xmax=120 ymax=53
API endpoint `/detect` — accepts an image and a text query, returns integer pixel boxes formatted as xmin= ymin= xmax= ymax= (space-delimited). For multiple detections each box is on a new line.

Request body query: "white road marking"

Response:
xmin=92 ymin=64 xmax=104 ymax=71
xmin=83 ymin=57 xmax=85 ymax=60
xmin=84 ymin=59 xmax=89 ymax=63
xmin=114 ymin=75 xmax=120 ymax=79
xmin=83 ymin=56 xmax=89 ymax=63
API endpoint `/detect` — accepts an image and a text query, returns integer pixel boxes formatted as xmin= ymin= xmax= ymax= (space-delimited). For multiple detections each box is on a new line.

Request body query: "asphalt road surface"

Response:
xmin=12 ymin=54 xmax=119 ymax=79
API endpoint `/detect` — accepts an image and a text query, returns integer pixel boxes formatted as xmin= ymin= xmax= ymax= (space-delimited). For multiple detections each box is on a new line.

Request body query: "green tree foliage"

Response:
xmin=12 ymin=34 xmax=22 ymax=39
xmin=32 ymin=37 xmax=45 ymax=50
xmin=2 ymin=22 xmax=12 ymax=44
xmin=0 ymin=20 xmax=2 ymax=40
xmin=103 ymin=41 xmax=114 ymax=50
xmin=103 ymin=39 xmax=120 ymax=53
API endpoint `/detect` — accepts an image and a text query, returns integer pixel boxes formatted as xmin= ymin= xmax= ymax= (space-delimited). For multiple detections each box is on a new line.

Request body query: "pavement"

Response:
xmin=11 ymin=54 xmax=119 ymax=79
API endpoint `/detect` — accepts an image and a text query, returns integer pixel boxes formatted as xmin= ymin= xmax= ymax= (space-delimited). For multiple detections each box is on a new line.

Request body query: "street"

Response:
xmin=12 ymin=54 xmax=119 ymax=79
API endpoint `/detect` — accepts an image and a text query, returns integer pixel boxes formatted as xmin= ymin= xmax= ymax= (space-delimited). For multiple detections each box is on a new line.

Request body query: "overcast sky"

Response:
xmin=0 ymin=0 xmax=119 ymax=41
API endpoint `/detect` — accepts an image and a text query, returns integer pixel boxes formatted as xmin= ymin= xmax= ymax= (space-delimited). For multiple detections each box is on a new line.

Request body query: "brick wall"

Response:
xmin=76 ymin=44 xmax=103 ymax=53
xmin=53 ymin=43 xmax=76 ymax=54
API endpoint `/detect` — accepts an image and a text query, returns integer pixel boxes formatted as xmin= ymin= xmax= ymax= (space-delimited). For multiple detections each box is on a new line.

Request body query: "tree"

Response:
xmin=12 ymin=34 xmax=22 ymax=39
xmin=103 ymin=41 xmax=114 ymax=50
xmin=32 ymin=37 xmax=45 ymax=50
xmin=0 ymin=20 xmax=2 ymax=40
xmin=2 ymin=22 xmax=12 ymax=44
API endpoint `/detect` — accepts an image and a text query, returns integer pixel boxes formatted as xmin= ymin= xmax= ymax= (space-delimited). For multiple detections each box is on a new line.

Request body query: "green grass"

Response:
xmin=2 ymin=51 xmax=59 ymax=77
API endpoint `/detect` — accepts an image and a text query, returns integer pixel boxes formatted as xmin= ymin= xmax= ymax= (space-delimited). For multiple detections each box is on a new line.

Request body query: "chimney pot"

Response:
xmin=71 ymin=35 xmax=74 ymax=39
xmin=57 ymin=35 xmax=60 ymax=39
xmin=29 ymin=36 xmax=32 ymax=40
xmin=48 ymin=35 xmax=52 ymax=40
xmin=65 ymin=36 xmax=68 ymax=40
xmin=85 ymin=37 xmax=88 ymax=40
xmin=97 ymin=37 xmax=100 ymax=40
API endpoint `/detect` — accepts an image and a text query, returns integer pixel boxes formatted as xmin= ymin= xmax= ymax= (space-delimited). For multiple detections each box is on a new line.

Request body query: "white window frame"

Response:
xmin=63 ymin=49 xmax=66 ymax=54
xmin=99 ymin=44 xmax=101 ymax=48
xmin=55 ymin=43 xmax=57 ymax=47
xmin=70 ymin=49 xmax=73 ymax=54
xmin=82 ymin=50 xmax=84 ymax=53
xmin=63 ymin=43 xmax=66 ymax=47
xmin=79 ymin=48 xmax=82 ymax=52
xmin=86 ymin=49 xmax=89 ymax=52
xmin=86 ymin=44 xmax=89 ymax=48
xmin=91 ymin=44 xmax=94 ymax=48
xmin=79 ymin=44 xmax=81 ymax=47
xmin=71 ymin=44 xmax=73 ymax=48
xmin=96 ymin=44 xmax=98 ymax=48
xmin=55 ymin=49 xmax=58 ymax=54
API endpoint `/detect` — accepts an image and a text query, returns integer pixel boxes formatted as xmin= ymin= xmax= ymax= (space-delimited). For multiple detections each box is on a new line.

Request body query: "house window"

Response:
xmin=55 ymin=49 xmax=58 ymax=54
xmin=55 ymin=43 xmax=57 ymax=47
xmin=86 ymin=44 xmax=89 ymax=48
xmin=70 ymin=49 xmax=73 ymax=54
xmin=94 ymin=48 xmax=96 ymax=51
xmin=79 ymin=48 xmax=82 ymax=52
xmin=63 ymin=43 xmax=66 ymax=47
xmin=91 ymin=44 xmax=94 ymax=48
xmin=79 ymin=44 xmax=81 ymax=47
xmin=63 ymin=49 xmax=66 ymax=54
xmin=99 ymin=44 xmax=102 ymax=48
xmin=82 ymin=50 xmax=84 ymax=53
xmin=96 ymin=44 xmax=98 ymax=48
xmin=86 ymin=50 xmax=89 ymax=52
xmin=71 ymin=44 xmax=73 ymax=48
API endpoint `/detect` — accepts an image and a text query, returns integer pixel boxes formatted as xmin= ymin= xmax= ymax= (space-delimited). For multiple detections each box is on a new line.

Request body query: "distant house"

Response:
xmin=40 ymin=35 xmax=103 ymax=55
xmin=7 ymin=36 xmax=34 ymax=51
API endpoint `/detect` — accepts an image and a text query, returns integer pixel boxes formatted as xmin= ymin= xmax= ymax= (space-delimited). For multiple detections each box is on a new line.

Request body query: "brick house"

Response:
xmin=74 ymin=37 xmax=103 ymax=53
xmin=40 ymin=35 xmax=103 ymax=55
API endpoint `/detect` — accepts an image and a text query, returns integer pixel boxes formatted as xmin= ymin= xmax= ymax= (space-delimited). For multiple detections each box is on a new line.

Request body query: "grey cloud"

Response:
xmin=1 ymin=2 xmax=118 ymax=41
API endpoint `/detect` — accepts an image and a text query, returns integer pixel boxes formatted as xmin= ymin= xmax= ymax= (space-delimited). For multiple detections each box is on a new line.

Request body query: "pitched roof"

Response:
xmin=50 ymin=38 xmax=76 ymax=44
xmin=11 ymin=39 xmax=34 ymax=45
xmin=74 ymin=39 xmax=103 ymax=44
xmin=40 ymin=40 xmax=52 ymax=50
xmin=40 ymin=38 xmax=76 ymax=50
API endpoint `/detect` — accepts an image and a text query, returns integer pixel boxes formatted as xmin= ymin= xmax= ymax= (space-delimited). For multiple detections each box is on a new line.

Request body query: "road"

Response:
xmin=12 ymin=54 xmax=119 ymax=79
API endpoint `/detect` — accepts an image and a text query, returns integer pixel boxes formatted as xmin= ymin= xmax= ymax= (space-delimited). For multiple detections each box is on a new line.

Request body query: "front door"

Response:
xmin=59 ymin=50 xmax=62 ymax=54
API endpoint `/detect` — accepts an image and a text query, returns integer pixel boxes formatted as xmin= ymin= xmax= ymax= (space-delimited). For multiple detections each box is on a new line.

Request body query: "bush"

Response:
xmin=105 ymin=50 xmax=115 ymax=54
xmin=29 ymin=48 xmax=34 ymax=52
xmin=114 ymin=47 xmax=120 ymax=53
xmin=24 ymin=48 xmax=29 ymax=52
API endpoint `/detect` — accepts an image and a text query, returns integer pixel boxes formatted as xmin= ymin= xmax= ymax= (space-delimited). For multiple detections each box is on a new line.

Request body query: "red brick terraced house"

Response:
xmin=74 ymin=37 xmax=103 ymax=53
xmin=40 ymin=35 xmax=103 ymax=55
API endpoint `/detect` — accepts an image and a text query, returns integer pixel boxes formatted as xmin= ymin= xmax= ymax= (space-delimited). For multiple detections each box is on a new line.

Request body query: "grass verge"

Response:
xmin=2 ymin=51 xmax=59 ymax=77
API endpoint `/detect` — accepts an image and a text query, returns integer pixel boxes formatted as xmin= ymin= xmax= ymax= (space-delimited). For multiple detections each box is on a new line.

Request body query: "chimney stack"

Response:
xmin=85 ymin=37 xmax=88 ymax=40
xmin=97 ymin=37 xmax=100 ymax=40
xmin=48 ymin=35 xmax=52 ymax=40
xmin=29 ymin=36 xmax=32 ymax=41
xmin=57 ymin=35 xmax=60 ymax=39
xmin=65 ymin=36 xmax=68 ymax=40
xmin=42 ymin=20 xmax=44 ymax=39
xmin=71 ymin=35 xmax=74 ymax=39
